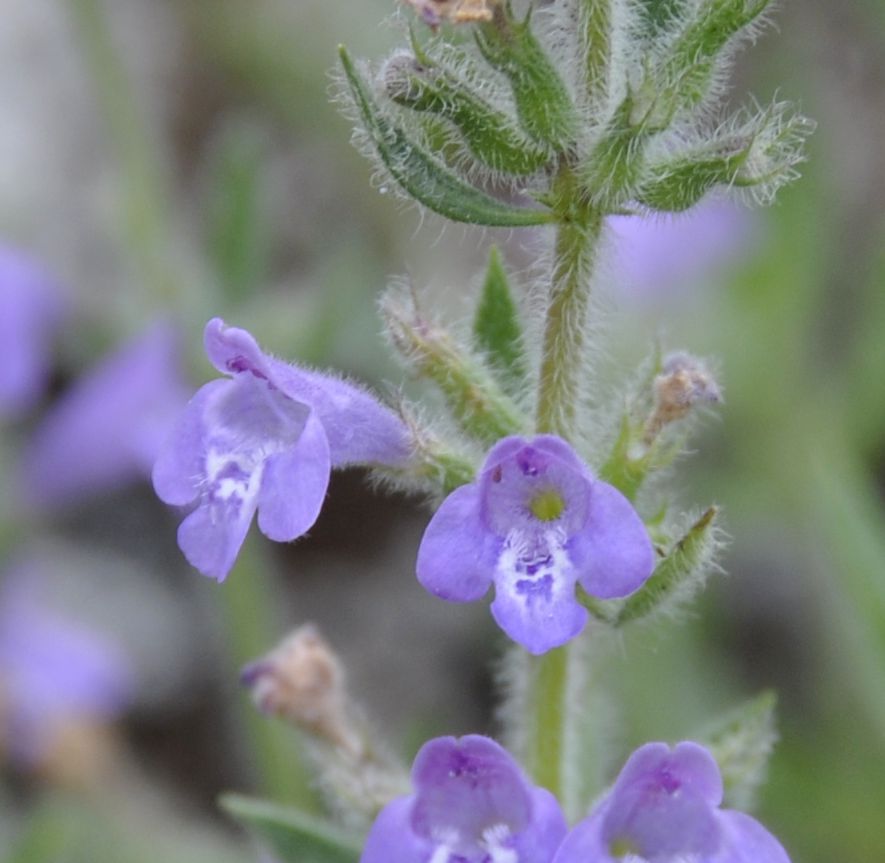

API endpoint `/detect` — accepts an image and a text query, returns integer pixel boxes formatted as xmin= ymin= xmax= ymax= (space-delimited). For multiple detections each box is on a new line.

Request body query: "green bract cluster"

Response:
xmin=341 ymin=0 xmax=813 ymax=224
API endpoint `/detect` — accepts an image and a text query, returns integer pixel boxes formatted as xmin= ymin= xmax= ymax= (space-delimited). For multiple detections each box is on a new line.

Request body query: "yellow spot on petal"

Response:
xmin=529 ymin=489 xmax=565 ymax=522
xmin=608 ymin=837 xmax=640 ymax=858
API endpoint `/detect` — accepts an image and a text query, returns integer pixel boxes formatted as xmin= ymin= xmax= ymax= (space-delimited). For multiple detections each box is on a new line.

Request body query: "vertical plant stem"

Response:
xmin=506 ymin=634 xmax=606 ymax=821
xmin=519 ymin=177 xmax=604 ymax=813
xmin=535 ymin=202 xmax=602 ymax=437
xmin=524 ymin=645 xmax=569 ymax=796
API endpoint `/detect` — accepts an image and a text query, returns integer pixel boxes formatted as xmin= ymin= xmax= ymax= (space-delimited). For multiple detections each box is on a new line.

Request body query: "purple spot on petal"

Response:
xmin=517 ymin=447 xmax=542 ymax=476
xmin=516 ymin=574 xmax=553 ymax=602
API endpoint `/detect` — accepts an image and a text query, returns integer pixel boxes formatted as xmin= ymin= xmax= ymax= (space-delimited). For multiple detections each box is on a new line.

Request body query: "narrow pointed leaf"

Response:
xmin=220 ymin=794 xmax=362 ymax=863
xmin=475 ymin=14 xmax=576 ymax=151
xmin=616 ymin=506 xmax=719 ymax=624
xmin=383 ymin=51 xmax=551 ymax=176
xmin=339 ymin=46 xmax=553 ymax=227
xmin=472 ymin=246 xmax=529 ymax=396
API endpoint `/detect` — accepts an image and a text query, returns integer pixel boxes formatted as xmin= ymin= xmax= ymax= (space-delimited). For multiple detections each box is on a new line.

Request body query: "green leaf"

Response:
xmin=383 ymin=50 xmax=552 ymax=176
xmin=616 ymin=506 xmax=719 ymax=624
xmin=658 ymin=0 xmax=771 ymax=115
xmin=472 ymin=246 xmax=529 ymax=396
xmin=701 ymin=691 xmax=778 ymax=810
xmin=220 ymin=794 xmax=362 ymax=863
xmin=637 ymin=100 xmax=814 ymax=211
xmin=475 ymin=12 xmax=576 ymax=151
xmin=339 ymin=46 xmax=553 ymax=227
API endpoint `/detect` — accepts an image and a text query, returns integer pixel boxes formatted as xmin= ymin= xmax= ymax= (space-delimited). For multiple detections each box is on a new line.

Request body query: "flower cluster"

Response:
xmin=364 ymin=735 xmax=790 ymax=863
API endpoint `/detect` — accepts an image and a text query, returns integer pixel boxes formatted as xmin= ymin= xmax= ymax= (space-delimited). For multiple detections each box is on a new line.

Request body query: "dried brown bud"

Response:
xmin=644 ymin=353 xmax=722 ymax=443
xmin=401 ymin=0 xmax=498 ymax=28
xmin=241 ymin=624 xmax=360 ymax=755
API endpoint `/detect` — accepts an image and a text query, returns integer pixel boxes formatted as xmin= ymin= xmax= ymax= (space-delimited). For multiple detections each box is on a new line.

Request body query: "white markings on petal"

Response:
xmin=198 ymin=376 xmax=310 ymax=519
xmin=495 ymin=527 xmax=573 ymax=611
xmin=481 ymin=823 xmax=518 ymax=863
xmin=428 ymin=844 xmax=453 ymax=863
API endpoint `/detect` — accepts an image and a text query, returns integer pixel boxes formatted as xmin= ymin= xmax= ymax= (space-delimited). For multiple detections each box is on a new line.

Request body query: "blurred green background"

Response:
xmin=1 ymin=0 xmax=885 ymax=860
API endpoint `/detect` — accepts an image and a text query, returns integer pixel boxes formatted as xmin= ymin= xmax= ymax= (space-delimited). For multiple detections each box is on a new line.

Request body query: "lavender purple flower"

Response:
xmin=20 ymin=321 xmax=188 ymax=510
xmin=153 ymin=318 xmax=411 ymax=581
xmin=417 ymin=435 xmax=654 ymax=654
xmin=0 ymin=561 xmax=133 ymax=768
xmin=361 ymin=734 xmax=567 ymax=863
xmin=0 ymin=246 xmax=65 ymax=421
xmin=552 ymin=741 xmax=790 ymax=863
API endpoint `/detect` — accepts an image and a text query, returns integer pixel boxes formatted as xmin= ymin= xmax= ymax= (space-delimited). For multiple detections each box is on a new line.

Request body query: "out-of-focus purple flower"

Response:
xmin=416 ymin=435 xmax=654 ymax=654
xmin=19 ymin=321 xmax=189 ymax=511
xmin=153 ymin=318 xmax=411 ymax=582
xmin=606 ymin=200 xmax=754 ymax=302
xmin=552 ymin=741 xmax=791 ymax=863
xmin=0 ymin=561 xmax=133 ymax=768
xmin=361 ymin=734 xmax=567 ymax=863
xmin=0 ymin=246 xmax=65 ymax=420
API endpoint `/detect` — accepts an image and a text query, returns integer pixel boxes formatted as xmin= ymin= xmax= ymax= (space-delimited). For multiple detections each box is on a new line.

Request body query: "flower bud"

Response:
xmin=242 ymin=626 xmax=410 ymax=823
xmin=402 ymin=0 xmax=499 ymax=28
xmin=241 ymin=624 xmax=360 ymax=755
xmin=644 ymin=352 xmax=721 ymax=443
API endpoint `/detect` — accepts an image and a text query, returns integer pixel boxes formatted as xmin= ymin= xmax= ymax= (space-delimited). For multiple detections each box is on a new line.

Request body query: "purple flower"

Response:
xmin=552 ymin=742 xmax=790 ymax=863
xmin=0 ymin=561 xmax=133 ymax=768
xmin=0 ymin=246 xmax=65 ymax=420
xmin=361 ymin=734 xmax=567 ymax=863
xmin=153 ymin=318 xmax=411 ymax=582
xmin=606 ymin=200 xmax=754 ymax=303
xmin=19 ymin=321 xmax=189 ymax=511
xmin=416 ymin=435 xmax=654 ymax=654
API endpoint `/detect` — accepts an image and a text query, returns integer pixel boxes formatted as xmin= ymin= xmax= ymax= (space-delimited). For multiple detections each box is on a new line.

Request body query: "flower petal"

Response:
xmin=280 ymin=366 xmax=410 ymax=467
xmin=598 ymin=742 xmax=724 ymax=860
xmin=717 ymin=810 xmax=792 ymax=863
xmin=410 ymin=735 xmax=532 ymax=849
xmin=478 ymin=437 xmax=591 ymax=537
xmin=360 ymin=797 xmax=429 ymax=863
xmin=513 ymin=787 xmax=569 ymax=863
xmin=600 ymin=775 xmax=721 ymax=859
xmin=257 ymin=410 xmax=331 ymax=542
xmin=177 ymin=461 xmax=263 ymax=582
xmin=152 ymin=379 xmax=229 ymax=506
xmin=614 ymin=741 xmax=724 ymax=807
xmin=206 ymin=317 xmax=409 ymax=468
xmin=417 ymin=484 xmax=496 ymax=602
xmin=204 ymin=317 xmax=274 ymax=379
xmin=571 ymin=479 xmax=654 ymax=599
xmin=490 ymin=535 xmax=587 ymax=654
xmin=549 ymin=807 xmax=610 ymax=863
xmin=20 ymin=321 xmax=188 ymax=509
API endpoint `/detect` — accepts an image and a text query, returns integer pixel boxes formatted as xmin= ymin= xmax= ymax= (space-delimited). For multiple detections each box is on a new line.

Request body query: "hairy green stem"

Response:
xmin=524 ymin=645 xmax=569 ymax=797
xmin=535 ymin=200 xmax=603 ymax=437
xmin=520 ymin=179 xmax=604 ymax=810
